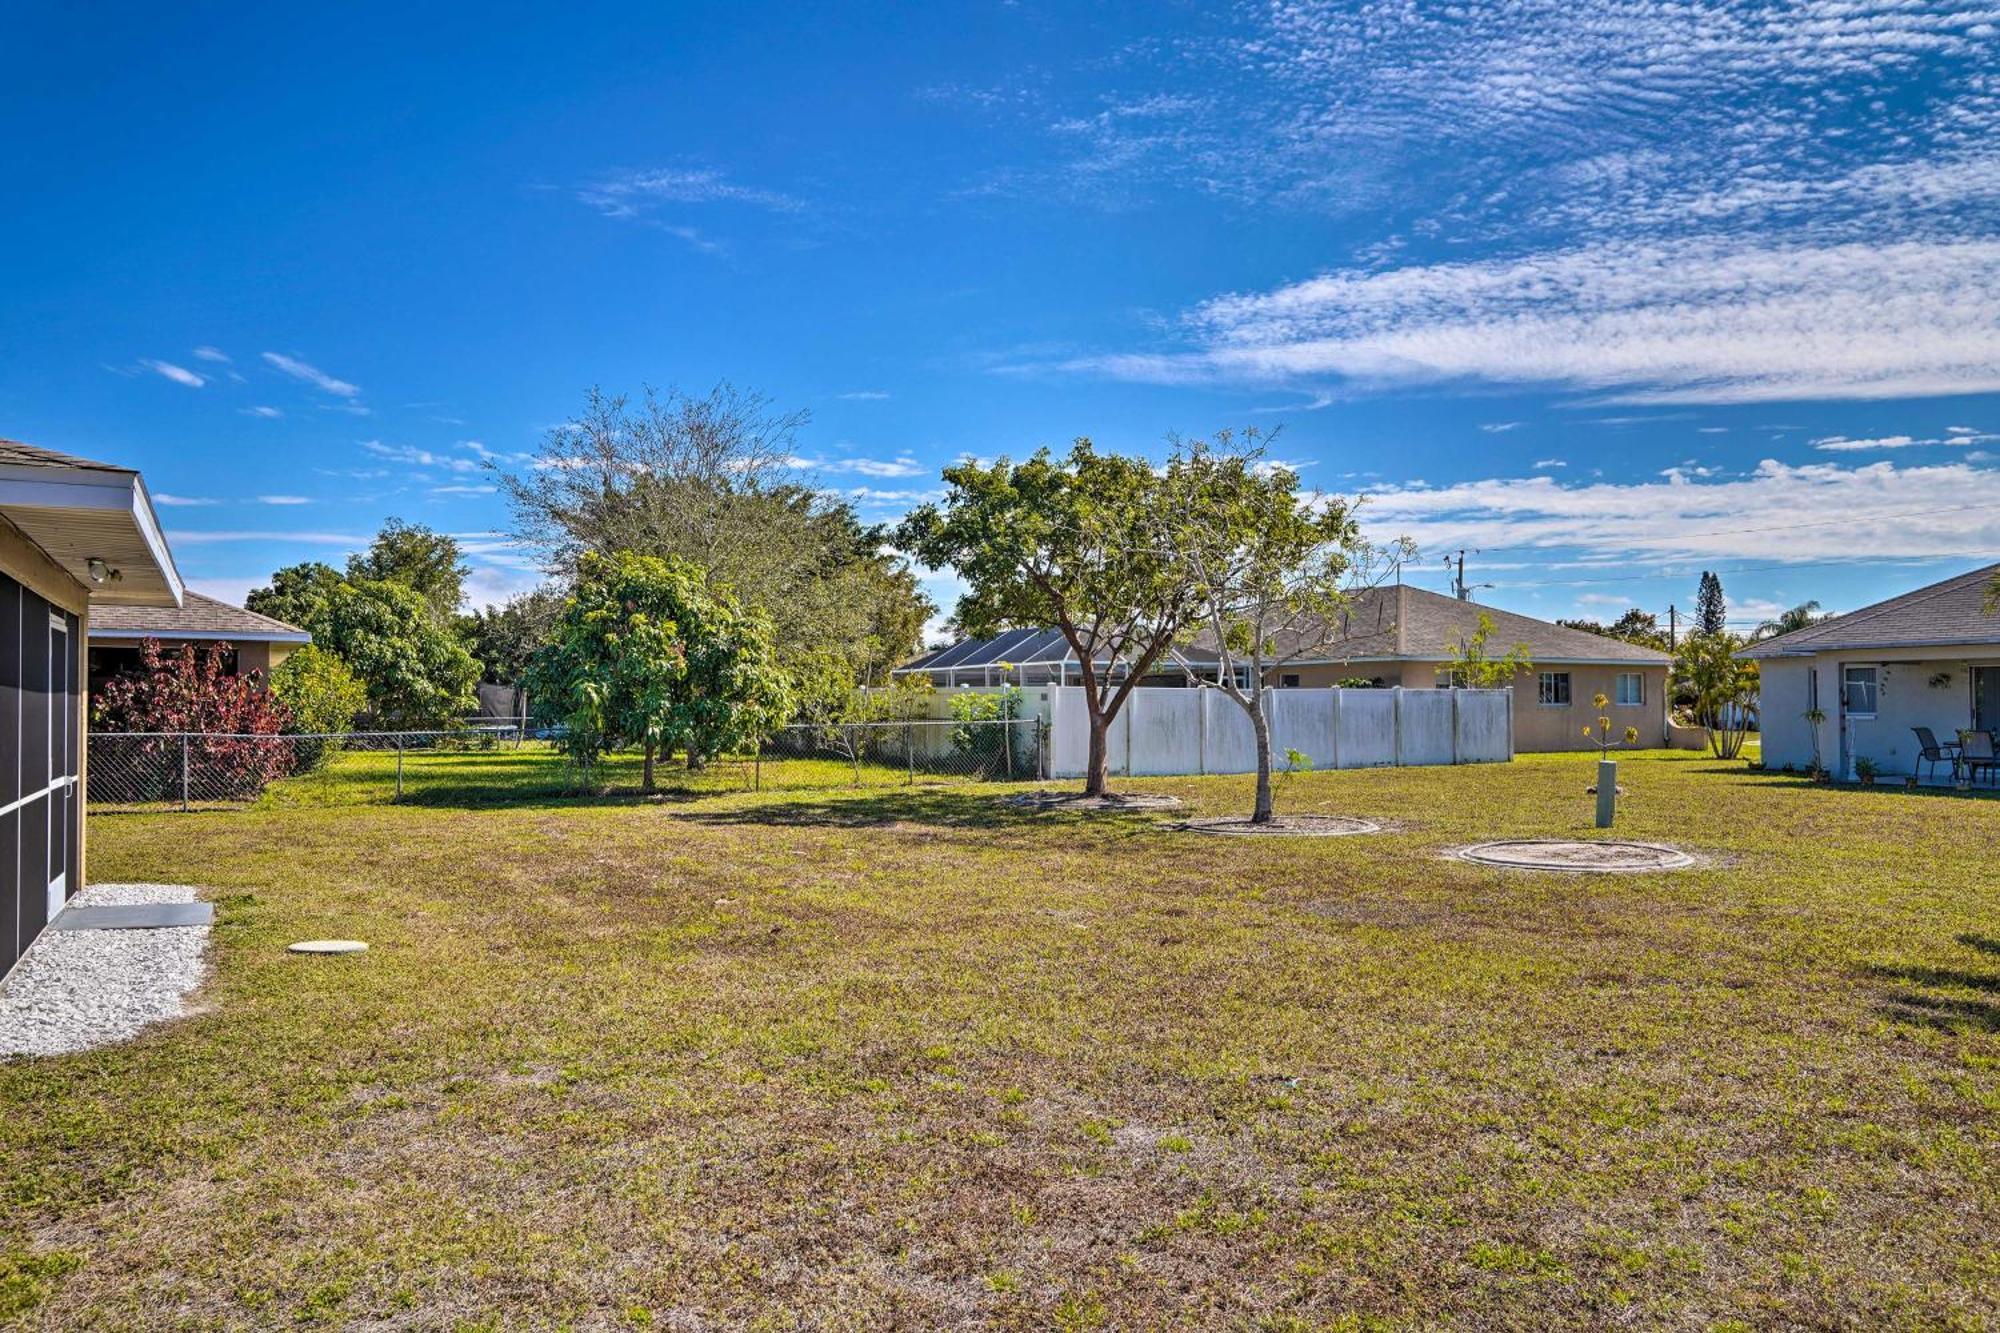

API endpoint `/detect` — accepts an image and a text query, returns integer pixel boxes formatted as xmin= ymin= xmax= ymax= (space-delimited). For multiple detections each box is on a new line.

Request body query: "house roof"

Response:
xmin=89 ymin=591 xmax=310 ymax=644
xmin=1188 ymin=584 xmax=1670 ymax=666
xmin=0 ymin=436 xmax=182 ymax=607
xmin=899 ymin=585 xmax=1669 ymax=675
xmin=1742 ymin=562 xmax=2000 ymax=658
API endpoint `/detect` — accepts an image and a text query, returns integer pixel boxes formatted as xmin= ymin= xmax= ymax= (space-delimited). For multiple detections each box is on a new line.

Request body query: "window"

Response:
xmin=1842 ymin=666 xmax=1878 ymax=716
xmin=1614 ymin=672 xmax=1644 ymax=706
xmin=1538 ymin=671 xmax=1572 ymax=706
xmin=1280 ymin=673 xmax=1301 ymax=689
xmin=1807 ymin=667 xmax=1819 ymax=713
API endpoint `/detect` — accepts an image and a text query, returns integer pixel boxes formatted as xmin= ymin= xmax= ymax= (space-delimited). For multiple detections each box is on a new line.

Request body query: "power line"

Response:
xmin=1381 ymin=501 xmax=2000 ymax=558
xmin=1488 ymin=551 xmax=2000 ymax=589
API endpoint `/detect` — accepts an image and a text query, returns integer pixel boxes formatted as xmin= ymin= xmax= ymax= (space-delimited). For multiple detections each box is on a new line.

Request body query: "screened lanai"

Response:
xmin=894 ymin=628 xmax=1229 ymax=688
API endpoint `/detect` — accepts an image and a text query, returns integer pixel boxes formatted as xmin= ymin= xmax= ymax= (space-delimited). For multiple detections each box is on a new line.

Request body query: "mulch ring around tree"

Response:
xmin=999 ymin=790 xmax=1185 ymax=813
xmin=1170 ymin=814 xmax=1382 ymax=837
xmin=1451 ymin=839 xmax=1698 ymax=873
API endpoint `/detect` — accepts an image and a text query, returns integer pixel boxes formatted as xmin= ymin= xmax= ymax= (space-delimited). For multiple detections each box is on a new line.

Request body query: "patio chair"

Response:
xmin=1912 ymin=726 xmax=1960 ymax=782
xmin=1957 ymin=731 xmax=1999 ymax=788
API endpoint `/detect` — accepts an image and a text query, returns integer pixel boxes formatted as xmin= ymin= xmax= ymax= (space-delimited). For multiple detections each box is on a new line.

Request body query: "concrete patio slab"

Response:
xmin=50 ymin=902 xmax=215 ymax=931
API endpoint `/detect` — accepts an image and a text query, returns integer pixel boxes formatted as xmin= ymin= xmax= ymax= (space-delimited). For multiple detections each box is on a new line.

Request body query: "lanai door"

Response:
xmin=1 ymin=572 xmax=82 ymax=979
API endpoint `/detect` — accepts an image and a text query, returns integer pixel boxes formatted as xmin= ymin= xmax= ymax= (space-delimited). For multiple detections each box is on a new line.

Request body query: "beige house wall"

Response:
xmin=2 ymin=514 xmax=92 ymax=889
xmin=93 ymin=636 xmax=296 ymax=681
xmin=1263 ymin=658 xmax=1671 ymax=752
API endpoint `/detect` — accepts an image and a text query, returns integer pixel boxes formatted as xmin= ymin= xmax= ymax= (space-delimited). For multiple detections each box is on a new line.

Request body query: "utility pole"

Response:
xmin=1447 ymin=550 xmax=1470 ymax=600
xmin=1668 ymin=604 xmax=1677 ymax=648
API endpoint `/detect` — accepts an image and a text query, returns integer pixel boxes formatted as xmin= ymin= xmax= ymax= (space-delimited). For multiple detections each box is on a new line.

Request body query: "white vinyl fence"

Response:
xmin=1027 ymin=685 xmax=1511 ymax=778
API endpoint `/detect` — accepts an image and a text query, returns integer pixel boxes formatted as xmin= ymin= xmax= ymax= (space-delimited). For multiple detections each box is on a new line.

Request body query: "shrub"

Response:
xmin=949 ymin=686 xmax=1029 ymax=778
xmin=92 ymin=639 xmax=293 ymax=800
xmin=269 ymin=645 xmax=367 ymax=769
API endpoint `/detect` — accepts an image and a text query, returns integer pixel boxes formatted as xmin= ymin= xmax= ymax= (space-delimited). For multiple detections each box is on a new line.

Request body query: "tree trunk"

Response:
xmin=642 ymin=740 xmax=656 ymax=792
xmin=1084 ymin=705 xmax=1111 ymax=797
xmin=1250 ymin=697 xmax=1275 ymax=824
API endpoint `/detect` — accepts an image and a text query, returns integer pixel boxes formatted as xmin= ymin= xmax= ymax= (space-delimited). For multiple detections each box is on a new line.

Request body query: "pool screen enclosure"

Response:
xmin=1 ymin=569 xmax=82 ymax=978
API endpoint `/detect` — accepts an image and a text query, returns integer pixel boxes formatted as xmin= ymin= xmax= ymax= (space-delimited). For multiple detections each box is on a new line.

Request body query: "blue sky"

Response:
xmin=5 ymin=1 xmax=1999 ymax=637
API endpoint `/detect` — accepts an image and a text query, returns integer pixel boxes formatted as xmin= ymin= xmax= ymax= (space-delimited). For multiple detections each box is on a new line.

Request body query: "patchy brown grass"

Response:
xmin=3 ymin=750 xmax=1997 ymax=1329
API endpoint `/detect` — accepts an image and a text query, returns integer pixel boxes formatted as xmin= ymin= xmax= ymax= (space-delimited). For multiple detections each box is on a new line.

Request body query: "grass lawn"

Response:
xmin=5 ymin=750 xmax=1997 ymax=1329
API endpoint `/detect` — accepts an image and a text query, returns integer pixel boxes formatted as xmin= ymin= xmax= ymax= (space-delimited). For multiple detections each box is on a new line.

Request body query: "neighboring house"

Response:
xmin=87 ymin=591 xmax=309 ymax=698
xmin=0 ymin=439 xmax=181 ymax=978
xmin=896 ymin=584 xmax=1671 ymax=753
xmin=1744 ymin=561 xmax=2000 ymax=781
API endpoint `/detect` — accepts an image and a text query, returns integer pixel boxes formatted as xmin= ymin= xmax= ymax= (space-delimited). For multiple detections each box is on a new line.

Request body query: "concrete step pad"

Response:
xmin=49 ymin=902 xmax=214 ymax=931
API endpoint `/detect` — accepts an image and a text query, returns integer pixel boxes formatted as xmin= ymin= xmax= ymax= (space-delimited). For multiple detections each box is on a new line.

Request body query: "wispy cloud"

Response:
xmin=262 ymin=352 xmax=360 ymax=397
xmin=140 ymin=359 xmax=206 ymax=388
xmin=1812 ymin=428 xmax=1998 ymax=452
xmin=1532 ymin=458 xmax=1566 ymax=470
xmin=154 ymin=494 xmax=218 ymax=507
xmin=191 ymin=345 xmax=231 ymax=363
xmin=836 ymin=391 xmax=893 ymax=401
xmin=257 ymin=495 xmax=311 ymax=505
xmin=239 ymin=405 xmax=283 ymax=419
xmin=1481 ymin=421 xmax=1524 ymax=433
xmin=574 ymin=166 xmax=803 ymax=237
xmin=430 ymin=484 xmax=498 ymax=497
xmin=360 ymin=440 xmax=482 ymax=473
xmin=794 ymin=453 xmax=930 ymax=479
xmin=165 ymin=529 xmax=369 ymax=546
xmin=1069 ymin=238 xmax=2000 ymax=405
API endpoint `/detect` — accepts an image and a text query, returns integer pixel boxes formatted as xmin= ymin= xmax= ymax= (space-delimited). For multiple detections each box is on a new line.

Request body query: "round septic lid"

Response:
xmin=288 ymin=939 xmax=369 ymax=955
xmin=1456 ymin=840 xmax=1695 ymax=872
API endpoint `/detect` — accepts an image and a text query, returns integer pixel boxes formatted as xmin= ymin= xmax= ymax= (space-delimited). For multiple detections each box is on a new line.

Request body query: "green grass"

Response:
xmin=6 ymin=750 xmax=1998 ymax=1328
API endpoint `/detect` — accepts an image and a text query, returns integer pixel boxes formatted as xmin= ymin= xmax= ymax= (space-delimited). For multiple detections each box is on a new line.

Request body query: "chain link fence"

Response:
xmin=86 ymin=719 xmax=1045 ymax=810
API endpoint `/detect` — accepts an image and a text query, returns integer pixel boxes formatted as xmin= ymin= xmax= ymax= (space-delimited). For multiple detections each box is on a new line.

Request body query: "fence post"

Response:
xmin=1003 ymin=713 xmax=1014 ymax=780
xmin=1197 ymin=686 xmax=1208 ymax=776
xmin=180 ymin=734 xmax=190 ymax=812
xmin=1451 ymin=688 xmax=1461 ymax=766
xmin=1393 ymin=688 xmax=1404 ymax=767
xmin=395 ymin=735 xmax=404 ymax=799
xmin=755 ymin=739 xmax=763 ymax=792
xmin=906 ymin=720 xmax=914 ymax=786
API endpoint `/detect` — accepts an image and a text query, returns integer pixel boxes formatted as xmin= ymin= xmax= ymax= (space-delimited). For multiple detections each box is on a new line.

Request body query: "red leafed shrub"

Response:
xmin=93 ymin=639 xmax=295 ymax=800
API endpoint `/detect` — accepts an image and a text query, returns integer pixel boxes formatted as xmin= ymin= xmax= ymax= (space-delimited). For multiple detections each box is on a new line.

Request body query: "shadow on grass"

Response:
xmin=1716 ymin=766 xmax=2000 ymax=800
xmin=1880 ymin=991 xmax=2000 ymax=1033
xmin=1874 ymin=939 xmax=2000 ymax=1033
xmin=668 ymin=787 xmax=1174 ymax=831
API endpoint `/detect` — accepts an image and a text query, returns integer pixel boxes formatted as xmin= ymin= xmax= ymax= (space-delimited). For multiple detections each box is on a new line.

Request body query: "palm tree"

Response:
xmin=1752 ymin=600 xmax=1825 ymax=641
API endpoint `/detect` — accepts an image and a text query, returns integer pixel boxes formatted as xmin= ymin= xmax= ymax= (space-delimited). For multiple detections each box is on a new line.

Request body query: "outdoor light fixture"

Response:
xmin=85 ymin=557 xmax=121 ymax=584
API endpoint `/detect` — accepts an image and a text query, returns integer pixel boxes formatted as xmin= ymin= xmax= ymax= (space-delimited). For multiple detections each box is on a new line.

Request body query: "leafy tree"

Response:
xmin=268 ymin=645 xmax=367 ymax=736
xmin=1751 ymin=600 xmax=1825 ymax=641
xmin=1674 ymin=631 xmax=1759 ymax=759
xmin=347 ymin=518 xmax=468 ymax=621
xmin=1558 ymin=608 xmax=1669 ymax=651
xmin=526 ymin=552 xmax=793 ymax=791
xmin=896 ymin=439 xmax=1207 ymax=797
xmin=306 ymin=580 xmax=480 ymax=727
xmin=459 ymin=587 xmax=568 ymax=685
xmin=496 ymin=383 xmax=931 ymax=685
xmin=245 ymin=561 xmax=345 ymax=630
xmin=92 ymin=640 xmax=293 ymax=800
xmin=1161 ymin=430 xmax=1388 ymax=823
xmin=1696 ymin=570 xmax=1727 ymax=636
xmin=250 ymin=560 xmax=481 ymax=727
xmin=1444 ymin=612 xmax=1534 ymax=689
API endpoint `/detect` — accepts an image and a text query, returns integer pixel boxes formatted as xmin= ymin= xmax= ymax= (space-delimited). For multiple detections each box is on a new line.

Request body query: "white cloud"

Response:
xmin=1813 ymin=429 xmax=1998 ymax=452
xmin=429 ymin=484 xmax=498 ymax=496
xmin=257 ymin=495 xmax=311 ymax=505
xmin=837 ymin=391 xmax=893 ymax=401
xmin=360 ymin=440 xmax=482 ymax=473
xmin=576 ymin=167 xmax=802 ymax=219
xmin=1072 ymin=238 xmax=2000 ymax=405
xmin=239 ymin=406 xmax=283 ymax=419
xmin=1481 ymin=421 xmax=1524 ymax=433
xmin=1354 ymin=458 xmax=2000 ymax=571
xmin=165 ymin=530 xmax=368 ymax=546
xmin=1532 ymin=458 xmax=1566 ymax=470
xmin=141 ymin=359 xmax=206 ymax=388
xmin=153 ymin=494 xmax=218 ymax=507
xmin=191 ymin=346 xmax=231 ymax=363
xmin=792 ymin=453 xmax=931 ymax=479
xmin=262 ymin=352 xmax=360 ymax=397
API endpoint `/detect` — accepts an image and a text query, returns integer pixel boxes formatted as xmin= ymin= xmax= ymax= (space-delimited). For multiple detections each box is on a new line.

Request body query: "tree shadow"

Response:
xmin=1957 ymin=933 xmax=2000 ymax=956
xmin=669 ymin=786 xmax=1170 ymax=832
xmin=1872 ymin=940 xmax=2000 ymax=1033
xmin=1879 ymin=991 xmax=2000 ymax=1034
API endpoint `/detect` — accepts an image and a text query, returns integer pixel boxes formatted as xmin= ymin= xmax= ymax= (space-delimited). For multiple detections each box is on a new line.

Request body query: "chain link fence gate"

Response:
xmin=86 ymin=719 xmax=1046 ymax=810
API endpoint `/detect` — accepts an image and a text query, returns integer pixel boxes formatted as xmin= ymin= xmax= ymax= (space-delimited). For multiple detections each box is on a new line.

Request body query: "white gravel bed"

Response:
xmin=0 ymin=883 xmax=210 ymax=1059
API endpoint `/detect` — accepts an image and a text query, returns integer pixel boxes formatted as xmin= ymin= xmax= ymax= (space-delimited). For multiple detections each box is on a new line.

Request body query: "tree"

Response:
xmin=347 ymin=518 xmax=468 ymax=621
xmin=1696 ymin=571 xmax=1726 ymax=636
xmin=1674 ymin=631 xmax=1759 ymax=759
xmin=896 ymin=439 xmax=1206 ymax=798
xmin=1752 ymin=600 xmax=1825 ymax=641
xmin=459 ymin=587 xmax=568 ymax=685
xmin=526 ymin=552 xmax=793 ymax=791
xmin=250 ymin=562 xmax=481 ymax=727
xmin=495 ymin=384 xmax=931 ymax=684
xmin=1558 ymin=608 xmax=1669 ymax=652
xmin=1444 ymin=612 xmax=1534 ymax=688
xmin=1161 ymin=430 xmax=1386 ymax=823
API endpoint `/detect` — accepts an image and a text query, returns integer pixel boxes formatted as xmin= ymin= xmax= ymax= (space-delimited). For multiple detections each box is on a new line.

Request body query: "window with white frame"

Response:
xmin=1538 ymin=671 xmax=1572 ymax=705
xmin=1842 ymin=666 xmax=1878 ymax=716
xmin=1614 ymin=672 xmax=1644 ymax=706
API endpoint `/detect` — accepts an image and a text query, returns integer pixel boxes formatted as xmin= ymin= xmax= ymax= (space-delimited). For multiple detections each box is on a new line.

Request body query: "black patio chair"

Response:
xmin=1912 ymin=726 xmax=1960 ymax=782
xmin=1957 ymin=730 xmax=1999 ymax=788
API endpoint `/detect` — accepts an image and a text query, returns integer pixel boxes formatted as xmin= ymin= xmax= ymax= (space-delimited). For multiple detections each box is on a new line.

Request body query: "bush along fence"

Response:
xmin=85 ymin=718 xmax=1047 ymax=809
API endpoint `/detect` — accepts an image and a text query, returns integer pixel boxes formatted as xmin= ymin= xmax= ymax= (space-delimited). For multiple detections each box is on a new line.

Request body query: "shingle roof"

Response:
xmin=89 ymin=591 xmax=310 ymax=642
xmin=1742 ymin=562 xmax=2000 ymax=658
xmin=0 ymin=437 xmax=132 ymax=474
